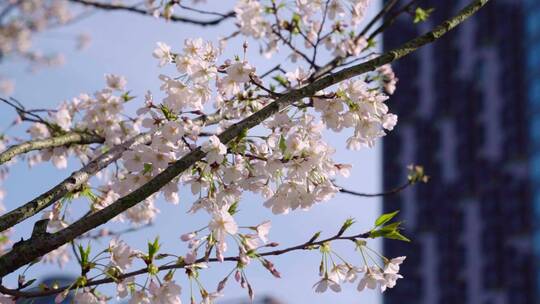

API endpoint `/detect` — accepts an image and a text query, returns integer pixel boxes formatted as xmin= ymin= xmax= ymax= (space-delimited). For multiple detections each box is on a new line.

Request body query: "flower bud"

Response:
xmin=180 ymin=232 xmax=196 ymax=242
xmin=185 ymin=251 xmax=197 ymax=264
xmin=217 ymin=277 xmax=228 ymax=292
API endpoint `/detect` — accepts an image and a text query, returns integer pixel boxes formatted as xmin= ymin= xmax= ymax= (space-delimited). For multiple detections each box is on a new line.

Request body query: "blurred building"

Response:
xmin=221 ymin=295 xmax=284 ymax=304
xmin=383 ymin=0 xmax=540 ymax=304
xmin=17 ymin=275 xmax=75 ymax=303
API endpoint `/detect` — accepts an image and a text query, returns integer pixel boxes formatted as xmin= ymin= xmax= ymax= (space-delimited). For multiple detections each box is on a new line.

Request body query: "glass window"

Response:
xmin=528 ymin=46 xmax=540 ymax=72
xmin=530 ymin=116 xmax=540 ymax=142
xmin=530 ymin=80 xmax=540 ymax=106
xmin=527 ymin=11 xmax=540 ymax=38
xmin=531 ymin=155 xmax=540 ymax=181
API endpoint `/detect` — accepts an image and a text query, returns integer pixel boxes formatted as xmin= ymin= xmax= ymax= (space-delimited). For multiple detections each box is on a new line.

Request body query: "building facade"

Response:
xmin=383 ymin=1 xmax=540 ymax=303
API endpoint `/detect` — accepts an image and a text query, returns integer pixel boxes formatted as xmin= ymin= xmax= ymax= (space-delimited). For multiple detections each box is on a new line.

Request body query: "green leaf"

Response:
xmin=246 ymin=249 xmax=258 ymax=258
xmin=228 ymin=201 xmax=239 ymax=215
xmin=148 ymin=237 xmax=160 ymax=260
xmin=337 ymin=218 xmax=355 ymax=236
xmin=385 ymin=230 xmax=411 ymax=242
xmin=374 ymin=210 xmax=399 ymax=227
xmin=278 ymin=134 xmax=287 ymax=154
xmin=369 ymin=220 xmax=410 ymax=242
xmin=143 ymin=163 xmax=153 ymax=175
xmin=160 ymin=104 xmax=177 ymax=121
xmin=377 ymin=221 xmax=401 ymax=232
xmin=414 ymin=7 xmax=434 ymax=23
xmin=291 ymin=13 xmax=301 ymax=25
xmin=80 ymin=185 xmax=98 ymax=203
xmin=367 ymin=38 xmax=377 ymax=49
xmin=272 ymin=75 xmax=289 ymax=88
xmin=237 ymin=128 xmax=248 ymax=142
xmin=78 ymin=244 xmax=91 ymax=266
xmin=121 ymin=91 xmax=136 ymax=102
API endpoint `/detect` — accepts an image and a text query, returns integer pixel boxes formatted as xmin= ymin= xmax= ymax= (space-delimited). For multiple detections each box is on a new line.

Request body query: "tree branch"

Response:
xmin=69 ymin=0 xmax=234 ymax=26
xmin=0 ymin=229 xmax=370 ymax=298
xmin=311 ymin=0 xmax=421 ymax=80
xmin=358 ymin=0 xmax=400 ymax=38
xmin=0 ymin=108 xmax=225 ymax=233
xmin=0 ymin=132 xmax=104 ymax=165
xmin=367 ymin=0 xmax=422 ymax=41
xmin=0 ymin=0 xmax=490 ymax=278
xmin=338 ymin=181 xmax=412 ymax=198
xmin=0 ymin=132 xmax=151 ymax=233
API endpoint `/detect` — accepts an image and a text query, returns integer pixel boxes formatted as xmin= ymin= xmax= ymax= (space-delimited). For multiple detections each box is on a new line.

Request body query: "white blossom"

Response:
xmin=153 ymin=42 xmax=173 ymax=66
xmin=149 ymin=280 xmax=182 ymax=304
xmin=109 ymin=239 xmax=134 ymax=271
xmin=226 ymin=61 xmax=255 ymax=83
xmin=105 ymin=74 xmax=127 ymax=91
xmin=74 ymin=289 xmax=105 ymax=304
xmin=201 ymin=135 xmax=227 ymax=164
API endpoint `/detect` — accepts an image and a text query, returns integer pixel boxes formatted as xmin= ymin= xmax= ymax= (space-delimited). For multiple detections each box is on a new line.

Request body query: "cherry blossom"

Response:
xmin=201 ymin=135 xmax=227 ymax=165
xmin=225 ymin=61 xmax=256 ymax=83
xmin=153 ymin=42 xmax=173 ymax=67
xmin=313 ymin=276 xmax=341 ymax=293
xmin=105 ymin=74 xmax=128 ymax=91
xmin=74 ymin=289 xmax=106 ymax=304
xmin=149 ymin=280 xmax=182 ymax=304
xmin=209 ymin=207 xmax=238 ymax=259
xmin=109 ymin=239 xmax=134 ymax=271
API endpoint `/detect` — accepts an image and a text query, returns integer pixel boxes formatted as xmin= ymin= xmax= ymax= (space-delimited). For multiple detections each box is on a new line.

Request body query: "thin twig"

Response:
xmin=338 ymin=181 xmax=412 ymax=198
xmin=0 ymin=229 xmax=370 ymax=298
xmin=69 ymin=0 xmax=234 ymax=26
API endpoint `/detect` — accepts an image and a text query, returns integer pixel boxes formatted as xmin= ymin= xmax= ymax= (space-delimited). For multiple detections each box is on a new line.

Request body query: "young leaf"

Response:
xmin=143 ymin=163 xmax=153 ymax=175
xmin=374 ymin=210 xmax=399 ymax=227
xmin=385 ymin=231 xmax=411 ymax=242
xmin=278 ymin=134 xmax=287 ymax=155
xmin=228 ymin=201 xmax=239 ymax=215
xmin=148 ymin=237 xmax=160 ymax=260
xmin=337 ymin=218 xmax=355 ymax=236
xmin=414 ymin=7 xmax=435 ymax=23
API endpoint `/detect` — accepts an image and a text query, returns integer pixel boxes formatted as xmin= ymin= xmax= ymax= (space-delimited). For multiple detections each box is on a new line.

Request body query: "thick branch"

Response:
xmin=0 ymin=133 xmax=151 ymax=233
xmin=0 ymin=0 xmax=489 ymax=278
xmin=69 ymin=0 xmax=234 ymax=26
xmin=0 ymin=132 xmax=104 ymax=165
xmin=0 ymin=110 xmax=224 ymax=233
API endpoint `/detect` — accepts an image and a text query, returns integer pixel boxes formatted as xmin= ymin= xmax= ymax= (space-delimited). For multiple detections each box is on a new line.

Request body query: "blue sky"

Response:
xmin=1 ymin=1 xmax=383 ymax=303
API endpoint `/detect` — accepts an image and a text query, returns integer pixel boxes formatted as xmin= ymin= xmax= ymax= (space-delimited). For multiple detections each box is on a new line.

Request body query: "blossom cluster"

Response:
xmin=0 ymin=0 xmax=407 ymax=303
xmin=314 ymin=248 xmax=406 ymax=294
xmin=234 ymin=0 xmax=374 ymax=60
xmin=24 ymin=77 xmax=135 ymax=169
xmin=0 ymin=38 xmax=398 ymax=303
xmin=314 ymin=78 xmax=397 ymax=149
xmin=0 ymin=0 xmax=75 ymax=94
